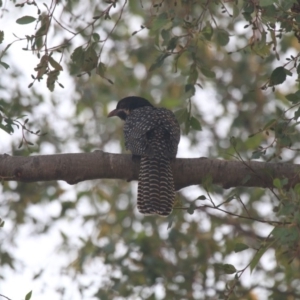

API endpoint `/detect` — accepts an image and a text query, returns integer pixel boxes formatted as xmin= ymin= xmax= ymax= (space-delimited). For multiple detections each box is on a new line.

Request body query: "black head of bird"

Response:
xmin=108 ymin=96 xmax=153 ymax=120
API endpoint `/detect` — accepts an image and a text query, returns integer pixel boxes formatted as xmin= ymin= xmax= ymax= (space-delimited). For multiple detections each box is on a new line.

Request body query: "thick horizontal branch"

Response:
xmin=0 ymin=151 xmax=299 ymax=190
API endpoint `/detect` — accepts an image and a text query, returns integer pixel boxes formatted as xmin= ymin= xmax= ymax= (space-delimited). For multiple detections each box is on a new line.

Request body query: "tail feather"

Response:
xmin=137 ymin=156 xmax=175 ymax=216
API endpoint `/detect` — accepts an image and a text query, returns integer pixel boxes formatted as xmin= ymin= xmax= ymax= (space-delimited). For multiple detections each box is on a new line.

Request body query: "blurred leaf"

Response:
xmin=251 ymin=150 xmax=262 ymax=159
xmin=294 ymin=107 xmax=300 ymax=120
xmin=92 ymin=32 xmax=100 ymax=42
xmin=215 ymin=29 xmax=230 ymax=46
xmin=202 ymin=22 xmax=213 ymax=40
xmin=149 ymin=53 xmax=170 ymax=72
xmin=190 ymin=116 xmax=202 ymax=131
xmin=46 ymin=70 xmax=60 ymax=92
xmin=71 ymin=46 xmax=84 ymax=68
xmin=260 ymin=0 xmax=276 ymax=7
xmin=250 ymin=247 xmax=267 ymax=273
xmin=297 ymin=63 xmax=300 ymax=74
xmin=97 ymin=62 xmax=106 ymax=77
xmin=174 ymin=108 xmax=188 ymax=124
xmin=16 ymin=16 xmax=36 ymax=24
xmin=269 ymin=67 xmax=286 ymax=86
xmin=200 ymin=67 xmax=215 ymax=78
xmin=272 ymin=226 xmax=299 ymax=245
xmin=187 ymin=203 xmax=195 ymax=215
xmin=82 ymin=46 xmax=98 ymax=72
xmin=263 ymin=118 xmax=277 ymax=130
xmin=234 ymin=243 xmax=249 ymax=253
xmin=25 ymin=290 xmax=32 ymax=300
xmin=293 ymin=183 xmax=300 ymax=195
xmin=167 ymin=37 xmax=178 ymax=50
xmin=49 ymin=57 xmax=63 ymax=71
xmin=0 ymin=61 xmax=9 ymax=69
xmin=151 ymin=13 xmax=169 ymax=31
xmin=222 ymin=264 xmax=236 ymax=274
xmin=230 ymin=136 xmax=237 ymax=147
xmin=286 ymin=90 xmax=300 ymax=103
xmin=273 ymin=178 xmax=282 ymax=189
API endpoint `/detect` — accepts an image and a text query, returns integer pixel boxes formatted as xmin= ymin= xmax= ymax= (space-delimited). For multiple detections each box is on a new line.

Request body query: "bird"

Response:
xmin=108 ymin=96 xmax=180 ymax=216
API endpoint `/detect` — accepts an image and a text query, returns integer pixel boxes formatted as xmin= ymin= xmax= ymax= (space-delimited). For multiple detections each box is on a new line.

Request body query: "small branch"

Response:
xmin=0 ymin=294 xmax=12 ymax=300
xmin=198 ymin=204 xmax=290 ymax=225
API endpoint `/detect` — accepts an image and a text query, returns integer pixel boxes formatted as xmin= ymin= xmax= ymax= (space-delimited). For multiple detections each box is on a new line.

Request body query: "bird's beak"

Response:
xmin=108 ymin=109 xmax=119 ymax=117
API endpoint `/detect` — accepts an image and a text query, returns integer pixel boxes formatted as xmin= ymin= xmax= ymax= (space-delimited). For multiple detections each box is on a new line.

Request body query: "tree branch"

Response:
xmin=0 ymin=151 xmax=299 ymax=190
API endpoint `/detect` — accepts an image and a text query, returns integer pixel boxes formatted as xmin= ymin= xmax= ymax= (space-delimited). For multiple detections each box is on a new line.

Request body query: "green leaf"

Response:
xmin=222 ymin=264 xmax=236 ymax=274
xmin=46 ymin=70 xmax=59 ymax=92
xmin=294 ymin=107 xmax=300 ymax=120
xmin=167 ymin=217 xmax=173 ymax=229
xmin=190 ymin=116 xmax=202 ymax=131
xmin=230 ymin=136 xmax=237 ymax=147
xmin=167 ymin=37 xmax=178 ymax=50
xmin=223 ymin=196 xmax=235 ymax=204
xmin=285 ymin=69 xmax=293 ymax=76
xmin=174 ymin=108 xmax=188 ymax=125
xmin=25 ymin=290 xmax=32 ymax=300
xmin=286 ymin=90 xmax=300 ymax=103
xmin=251 ymin=150 xmax=262 ymax=159
xmin=272 ymin=226 xmax=299 ymax=245
xmin=149 ymin=53 xmax=170 ymax=72
xmin=187 ymin=204 xmax=195 ymax=215
xmin=96 ymin=62 xmax=106 ymax=77
xmin=16 ymin=16 xmax=36 ymax=25
xmin=297 ymin=63 xmax=300 ymax=74
xmin=96 ymin=62 xmax=113 ymax=84
xmin=151 ymin=12 xmax=169 ymax=31
xmin=202 ymin=175 xmax=213 ymax=191
xmin=71 ymin=46 xmax=84 ymax=68
xmin=0 ymin=123 xmax=12 ymax=134
xmin=92 ymin=32 xmax=100 ymax=42
xmin=82 ymin=46 xmax=98 ymax=72
xmin=281 ymin=0 xmax=297 ymax=11
xmin=0 ymin=61 xmax=9 ymax=69
xmin=278 ymin=134 xmax=292 ymax=147
xmin=35 ymin=15 xmax=49 ymax=36
xmin=187 ymin=67 xmax=198 ymax=84
xmin=202 ymin=22 xmax=213 ymax=41
xmin=252 ymin=43 xmax=270 ymax=58
xmin=200 ymin=67 xmax=215 ymax=78
xmin=293 ymin=183 xmax=300 ymax=195
xmin=242 ymin=174 xmax=251 ymax=184
xmin=263 ymin=118 xmax=277 ymax=130
xmin=243 ymin=1 xmax=254 ymax=14
xmin=281 ymin=177 xmax=288 ymax=186
xmin=215 ymin=29 xmax=230 ymax=46
xmin=269 ymin=66 xmax=286 ymax=86
xmin=48 ymin=57 xmax=63 ymax=71
xmin=260 ymin=0 xmax=276 ymax=6
xmin=184 ymin=84 xmax=196 ymax=97
xmin=161 ymin=29 xmax=170 ymax=42
xmin=234 ymin=243 xmax=249 ymax=253
xmin=0 ymin=30 xmax=3 ymax=44
xmin=273 ymin=178 xmax=282 ymax=189
xmin=250 ymin=246 xmax=268 ymax=273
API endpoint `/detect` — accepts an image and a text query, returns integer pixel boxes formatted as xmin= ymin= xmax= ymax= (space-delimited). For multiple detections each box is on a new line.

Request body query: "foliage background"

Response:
xmin=1 ymin=0 xmax=300 ymax=299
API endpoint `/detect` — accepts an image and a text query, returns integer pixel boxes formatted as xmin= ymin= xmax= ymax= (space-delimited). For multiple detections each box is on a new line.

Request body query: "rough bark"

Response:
xmin=0 ymin=151 xmax=299 ymax=190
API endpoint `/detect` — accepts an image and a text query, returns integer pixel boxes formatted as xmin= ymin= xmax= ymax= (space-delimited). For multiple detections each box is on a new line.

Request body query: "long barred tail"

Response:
xmin=137 ymin=156 xmax=175 ymax=216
